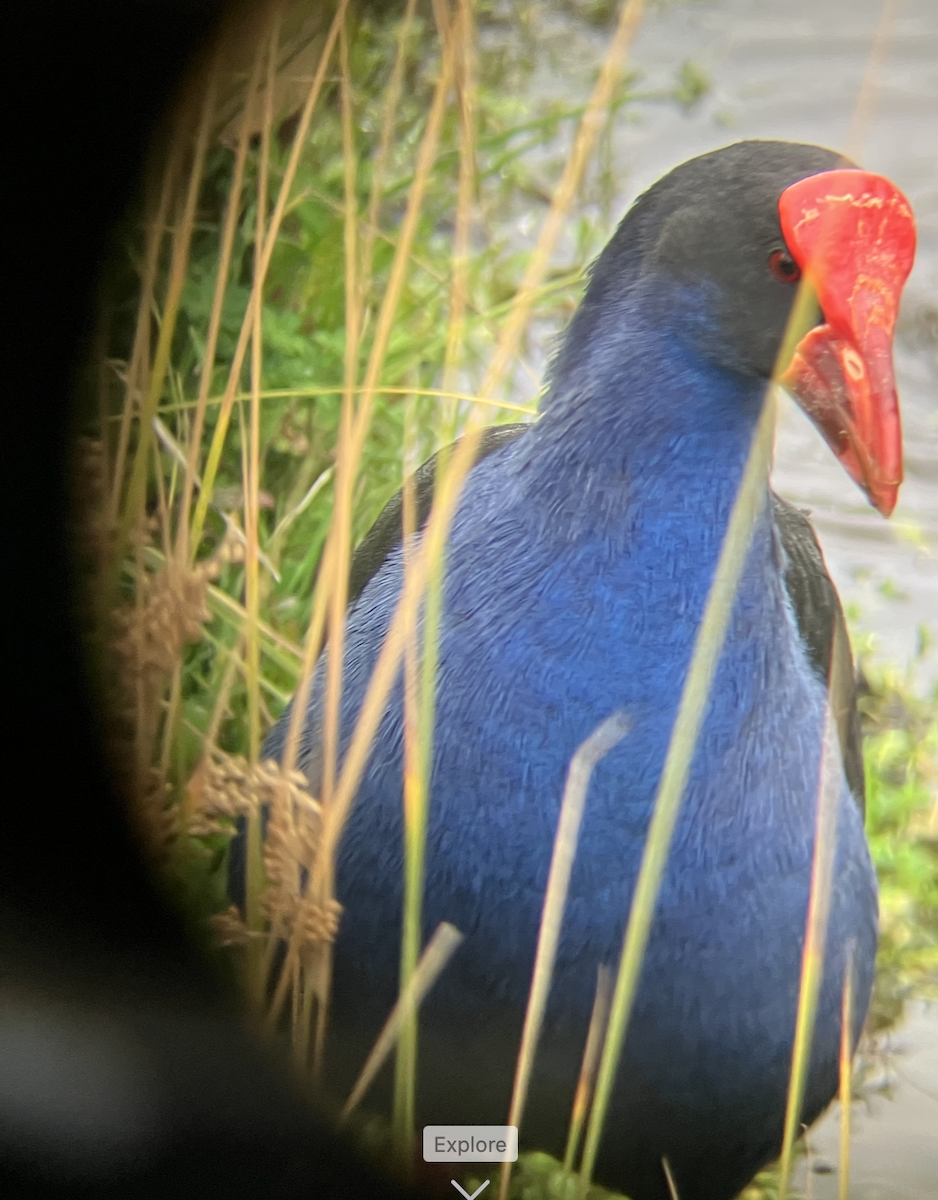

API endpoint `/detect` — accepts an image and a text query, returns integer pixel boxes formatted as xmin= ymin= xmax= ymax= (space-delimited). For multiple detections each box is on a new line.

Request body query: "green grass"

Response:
xmin=85 ymin=0 xmax=702 ymax=1120
xmin=80 ymin=1 xmax=938 ymax=1196
xmin=861 ymin=650 xmax=938 ymax=1021
xmin=88 ymin=0 xmax=704 ymax=993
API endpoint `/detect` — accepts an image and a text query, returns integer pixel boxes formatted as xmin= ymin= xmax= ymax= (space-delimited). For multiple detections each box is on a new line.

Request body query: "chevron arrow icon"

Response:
xmin=450 ymin=1180 xmax=490 ymax=1199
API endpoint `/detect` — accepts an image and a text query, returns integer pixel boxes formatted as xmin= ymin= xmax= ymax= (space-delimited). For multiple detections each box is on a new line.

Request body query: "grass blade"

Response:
xmin=265 ymin=1 xmax=459 ymax=1043
xmin=243 ymin=7 xmax=280 ymax=1012
xmin=340 ymin=922 xmax=464 ymax=1125
xmin=499 ymin=714 xmax=630 ymax=1200
xmin=173 ymin=28 xmax=263 ymax=565
xmin=838 ymin=944 xmax=855 ymax=1200
xmin=190 ymin=0 xmax=351 ymax=556
xmin=478 ymin=0 xmax=647 ymax=402
xmin=563 ymin=965 xmax=613 ymax=1174
xmin=776 ymin=697 xmax=844 ymax=1200
xmin=108 ymin=144 xmax=178 ymax=528
xmin=359 ymin=0 xmax=419 ymax=298
xmin=117 ymin=58 xmax=219 ymax=574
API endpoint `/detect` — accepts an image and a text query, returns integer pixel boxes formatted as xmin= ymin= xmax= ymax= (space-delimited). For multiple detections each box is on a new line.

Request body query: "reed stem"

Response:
xmin=838 ymin=945 xmax=855 ymax=1200
xmin=341 ymin=923 xmax=464 ymax=1126
xmin=499 ymin=714 xmax=630 ymax=1200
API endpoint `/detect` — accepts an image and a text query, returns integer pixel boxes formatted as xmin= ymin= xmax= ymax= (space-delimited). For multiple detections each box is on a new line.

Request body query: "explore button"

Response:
xmin=423 ymin=1126 xmax=518 ymax=1162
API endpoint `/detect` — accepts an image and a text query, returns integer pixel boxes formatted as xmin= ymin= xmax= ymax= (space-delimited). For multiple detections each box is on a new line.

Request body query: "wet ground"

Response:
xmin=803 ymin=1001 xmax=938 ymax=1200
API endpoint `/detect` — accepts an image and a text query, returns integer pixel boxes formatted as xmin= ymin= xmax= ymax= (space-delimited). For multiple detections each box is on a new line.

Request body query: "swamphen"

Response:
xmin=257 ymin=141 xmax=916 ymax=1200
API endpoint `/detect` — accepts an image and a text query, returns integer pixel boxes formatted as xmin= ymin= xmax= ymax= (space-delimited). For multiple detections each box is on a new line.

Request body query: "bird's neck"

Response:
xmin=519 ymin=306 xmax=771 ymax=549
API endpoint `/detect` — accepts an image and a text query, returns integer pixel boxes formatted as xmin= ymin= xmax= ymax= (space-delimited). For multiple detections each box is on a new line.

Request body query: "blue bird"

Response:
xmin=250 ymin=142 xmax=916 ymax=1200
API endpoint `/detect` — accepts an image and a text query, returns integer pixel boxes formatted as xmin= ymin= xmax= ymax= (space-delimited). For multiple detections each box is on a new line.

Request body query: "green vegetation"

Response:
xmin=86 ymin=0 xmax=706 ymax=1121
xmin=862 ymin=648 xmax=938 ymax=1020
xmin=80 ymin=1 xmax=937 ymax=1196
xmin=87 ymin=1 xmax=704 ymax=975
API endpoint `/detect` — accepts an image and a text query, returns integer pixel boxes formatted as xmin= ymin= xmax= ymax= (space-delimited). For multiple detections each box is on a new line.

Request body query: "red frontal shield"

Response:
xmin=778 ymin=168 xmax=916 ymax=516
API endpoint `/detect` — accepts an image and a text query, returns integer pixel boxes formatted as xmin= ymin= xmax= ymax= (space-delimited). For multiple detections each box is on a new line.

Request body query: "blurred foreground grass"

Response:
xmin=80 ymin=0 xmax=937 ymax=1194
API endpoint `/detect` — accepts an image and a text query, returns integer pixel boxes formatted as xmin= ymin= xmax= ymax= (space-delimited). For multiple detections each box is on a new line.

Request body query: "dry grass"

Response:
xmin=77 ymin=1 xmax=909 ymax=1197
xmin=499 ymin=713 xmax=631 ymax=1200
xmin=86 ymin=0 xmax=639 ymax=1130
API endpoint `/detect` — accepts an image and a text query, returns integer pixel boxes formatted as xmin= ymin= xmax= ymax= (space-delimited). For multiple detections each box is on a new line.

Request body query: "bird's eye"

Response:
xmin=768 ymin=249 xmax=801 ymax=283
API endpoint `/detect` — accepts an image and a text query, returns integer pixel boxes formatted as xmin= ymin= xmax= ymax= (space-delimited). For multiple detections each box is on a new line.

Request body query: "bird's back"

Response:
xmin=276 ymin=428 xmax=876 ymax=1200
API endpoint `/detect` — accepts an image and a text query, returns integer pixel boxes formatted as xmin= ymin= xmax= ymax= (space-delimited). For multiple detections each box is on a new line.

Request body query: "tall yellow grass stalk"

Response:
xmin=266 ymin=0 xmax=460 ymax=1074
xmin=243 ymin=7 xmax=282 ymax=1011
xmin=172 ymin=31 xmax=262 ymax=566
xmin=478 ymin=0 xmax=646 ymax=402
xmin=360 ymin=0 xmax=419 ymax=297
xmin=189 ymin=0 xmax=351 ymax=557
xmin=838 ymin=946 xmax=855 ymax=1200
xmin=108 ymin=151 xmax=177 ymax=531
xmin=773 ymin=6 xmax=893 ymax=1186
xmin=574 ymin=266 xmax=822 ymax=1197
xmin=392 ymin=0 xmax=475 ymax=1159
xmin=394 ymin=383 xmax=424 ymax=1157
xmin=119 ymin=58 xmax=219 ymax=574
xmin=775 ymin=696 xmax=844 ymax=1200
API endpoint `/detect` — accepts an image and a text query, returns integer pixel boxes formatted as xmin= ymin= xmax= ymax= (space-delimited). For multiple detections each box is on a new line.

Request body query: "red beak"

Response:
xmin=777 ymin=168 xmax=916 ymax=517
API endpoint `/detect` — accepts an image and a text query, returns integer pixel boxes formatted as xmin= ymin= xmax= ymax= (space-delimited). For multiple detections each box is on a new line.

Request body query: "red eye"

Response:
xmin=768 ymin=249 xmax=801 ymax=283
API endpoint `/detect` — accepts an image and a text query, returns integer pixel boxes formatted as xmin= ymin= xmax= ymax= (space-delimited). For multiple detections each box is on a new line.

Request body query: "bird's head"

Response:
xmin=568 ymin=141 xmax=916 ymax=516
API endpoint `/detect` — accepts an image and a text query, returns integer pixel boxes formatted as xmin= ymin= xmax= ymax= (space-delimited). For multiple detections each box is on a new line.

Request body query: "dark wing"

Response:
xmin=346 ymin=422 xmax=532 ymax=608
xmin=771 ymin=493 xmax=866 ymax=814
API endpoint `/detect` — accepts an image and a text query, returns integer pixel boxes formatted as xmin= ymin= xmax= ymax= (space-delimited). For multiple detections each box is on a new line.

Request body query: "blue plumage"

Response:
xmin=259 ymin=143 xmax=887 ymax=1200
